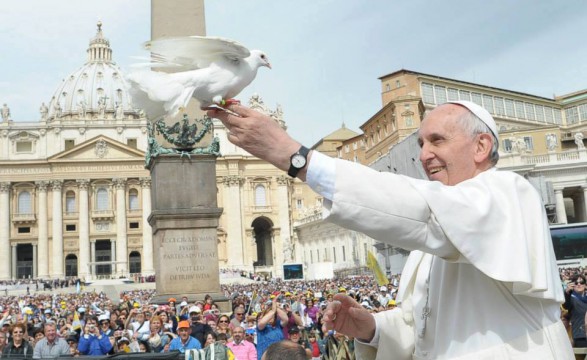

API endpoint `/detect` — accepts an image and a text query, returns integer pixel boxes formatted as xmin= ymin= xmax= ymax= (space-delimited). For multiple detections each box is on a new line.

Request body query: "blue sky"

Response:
xmin=1 ymin=1 xmax=586 ymax=146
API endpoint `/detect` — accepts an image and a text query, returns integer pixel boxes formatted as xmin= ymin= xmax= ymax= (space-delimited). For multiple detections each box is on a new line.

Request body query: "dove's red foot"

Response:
xmin=223 ymin=99 xmax=240 ymax=106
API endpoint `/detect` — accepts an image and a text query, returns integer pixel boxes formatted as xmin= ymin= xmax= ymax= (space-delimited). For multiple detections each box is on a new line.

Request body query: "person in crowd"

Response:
xmin=208 ymin=101 xmax=573 ymax=358
xmin=167 ymin=320 xmax=201 ymax=353
xmin=32 ymin=322 xmax=70 ymax=359
xmin=227 ymin=326 xmax=257 ymax=360
xmin=126 ymin=307 xmax=150 ymax=342
xmin=286 ymin=327 xmax=311 ymax=357
xmin=216 ymin=314 xmax=232 ymax=337
xmin=30 ymin=328 xmax=44 ymax=348
xmin=147 ymin=314 xmax=170 ymax=352
xmin=0 ymin=330 xmax=7 ymax=353
xmin=138 ymin=339 xmax=151 ymax=353
xmin=280 ymin=303 xmax=302 ymax=339
xmin=98 ymin=314 xmax=113 ymax=338
xmin=261 ymin=339 xmax=306 ymax=360
xmin=230 ymin=305 xmax=246 ymax=331
xmin=116 ymin=337 xmax=132 ymax=353
xmin=189 ymin=307 xmax=212 ymax=346
xmin=65 ymin=332 xmax=80 ymax=356
xmin=203 ymin=294 xmax=214 ymax=311
xmin=2 ymin=323 xmax=33 ymax=358
xmin=203 ymin=332 xmax=217 ymax=348
xmin=77 ymin=315 xmax=113 ymax=355
xmin=306 ymin=331 xmax=325 ymax=360
xmin=564 ymin=274 xmax=587 ymax=347
xmin=256 ymin=298 xmax=288 ymax=360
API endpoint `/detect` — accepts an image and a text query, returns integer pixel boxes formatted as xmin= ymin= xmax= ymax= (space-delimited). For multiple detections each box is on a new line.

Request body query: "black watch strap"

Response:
xmin=287 ymin=146 xmax=310 ymax=178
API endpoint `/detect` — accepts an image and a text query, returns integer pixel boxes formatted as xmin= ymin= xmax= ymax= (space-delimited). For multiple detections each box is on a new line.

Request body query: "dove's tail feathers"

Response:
xmin=126 ymin=70 xmax=197 ymax=120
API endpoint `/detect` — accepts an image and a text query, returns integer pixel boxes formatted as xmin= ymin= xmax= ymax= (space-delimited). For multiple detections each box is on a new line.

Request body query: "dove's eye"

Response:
xmin=261 ymin=54 xmax=266 ymax=59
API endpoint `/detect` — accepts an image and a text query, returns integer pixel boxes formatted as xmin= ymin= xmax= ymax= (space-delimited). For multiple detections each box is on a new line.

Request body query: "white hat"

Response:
xmin=188 ymin=306 xmax=201 ymax=314
xmin=180 ymin=301 xmax=188 ymax=307
xmin=446 ymin=100 xmax=499 ymax=141
xmin=98 ymin=314 xmax=110 ymax=322
xmin=380 ymin=286 xmax=387 ymax=292
xmin=360 ymin=301 xmax=372 ymax=309
xmin=44 ymin=309 xmax=52 ymax=314
xmin=117 ymin=337 xmax=130 ymax=344
xmin=77 ymin=307 xmax=86 ymax=313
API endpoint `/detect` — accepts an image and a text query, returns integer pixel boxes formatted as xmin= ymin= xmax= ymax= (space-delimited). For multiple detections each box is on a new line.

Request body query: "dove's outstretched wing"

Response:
xmin=144 ymin=36 xmax=251 ymax=71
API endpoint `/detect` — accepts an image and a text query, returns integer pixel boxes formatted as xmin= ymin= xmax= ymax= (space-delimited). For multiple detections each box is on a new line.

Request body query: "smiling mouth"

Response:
xmin=428 ymin=166 xmax=445 ymax=175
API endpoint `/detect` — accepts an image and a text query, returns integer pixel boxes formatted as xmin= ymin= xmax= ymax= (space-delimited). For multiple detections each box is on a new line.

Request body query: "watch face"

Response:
xmin=291 ymin=154 xmax=307 ymax=168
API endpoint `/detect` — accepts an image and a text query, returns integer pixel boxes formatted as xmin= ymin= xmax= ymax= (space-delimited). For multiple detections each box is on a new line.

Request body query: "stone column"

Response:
xmin=554 ymin=188 xmax=568 ymax=225
xmin=223 ymin=175 xmax=244 ymax=267
xmin=113 ymin=178 xmax=128 ymax=276
xmin=110 ymin=239 xmax=116 ymax=277
xmin=581 ymin=186 xmax=587 ymax=223
xmin=0 ymin=182 xmax=11 ymax=280
xmin=140 ymin=178 xmax=155 ymax=275
xmin=32 ymin=244 xmax=37 ymax=278
xmin=275 ymin=175 xmax=291 ymax=278
xmin=77 ymin=180 xmax=90 ymax=280
xmin=51 ymin=180 xmax=64 ymax=278
xmin=36 ymin=181 xmax=49 ymax=278
xmin=11 ymin=244 xmax=17 ymax=280
xmin=90 ymin=240 xmax=96 ymax=277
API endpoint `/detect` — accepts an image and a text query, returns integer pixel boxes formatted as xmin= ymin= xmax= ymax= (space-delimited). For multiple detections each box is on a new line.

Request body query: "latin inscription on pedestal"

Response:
xmin=156 ymin=228 xmax=220 ymax=294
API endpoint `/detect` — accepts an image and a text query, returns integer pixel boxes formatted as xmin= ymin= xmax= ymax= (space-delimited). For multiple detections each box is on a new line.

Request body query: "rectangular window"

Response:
xmin=505 ymin=99 xmax=515 ymax=118
xmin=524 ymin=136 xmax=534 ymax=150
xmin=525 ymin=103 xmax=536 ymax=121
xmin=296 ymin=199 xmax=303 ymax=209
xmin=405 ymin=116 xmax=413 ymax=127
xmin=503 ymin=139 xmax=513 ymax=152
xmin=434 ymin=86 xmax=447 ymax=104
xmin=64 ymin=140 xmax=75 ymax=151
xmin=535 ymin=105 xmax=545 ymax=122
xmin=494 ymin=97 xmax=505 ymax=116
xmin=483 ymin=95 xmax=494 ymax=114
xmin=566 ymin=106 xmax=580 ymax=125
xmin=129 ymin=222 xmax=139 ymax=229
xmin=459 ymin=90 xmax=471 ymax=101
xmin=16 ymin=141 xmax=32 ymax=153
xmin=18 ymin=227 xmax=31 ymax=234
xmin=544 ymin=106 xmax=554 ymax=123
xmin=421 ymin=83 xmax=435 ymax=104
xmin=579 ymin=104 xmax=587 ymax=122
xmin=127 ymin=139 xmax=137 ymax=149
xmin=553 ymin=109 xmax=563 ymax=125
xmin=447 ymin=88 xmax=459 ymax=101
xmin=66 ymin=224 xmax=76 ymax=232
xmin=514 ymin=101 xmax=526 ymax=119
xmin=471 ymin=93 xmax=483 ymax=106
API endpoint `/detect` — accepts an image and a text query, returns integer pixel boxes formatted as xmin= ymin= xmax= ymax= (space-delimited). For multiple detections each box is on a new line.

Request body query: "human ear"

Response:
xmin=474 ymin=133 xmax=493 ymax=164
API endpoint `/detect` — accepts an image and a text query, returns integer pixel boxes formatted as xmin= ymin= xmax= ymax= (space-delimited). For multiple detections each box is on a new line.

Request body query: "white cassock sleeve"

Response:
xmin=307 ymin=151 xmax=563 ymax=302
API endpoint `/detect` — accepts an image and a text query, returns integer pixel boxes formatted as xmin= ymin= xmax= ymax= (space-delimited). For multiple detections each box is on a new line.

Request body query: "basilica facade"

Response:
xmin=0 ymin=24 xmax=364 ymax=281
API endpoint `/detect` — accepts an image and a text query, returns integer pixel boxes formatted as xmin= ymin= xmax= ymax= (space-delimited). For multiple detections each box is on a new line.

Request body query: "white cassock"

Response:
xmin=306 ymin=152 xmax=574 ymax=360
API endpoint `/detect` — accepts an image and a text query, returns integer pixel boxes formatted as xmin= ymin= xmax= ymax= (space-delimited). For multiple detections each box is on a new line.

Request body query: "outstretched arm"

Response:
xmin=207 ymin=105 xmax=311 ymax=181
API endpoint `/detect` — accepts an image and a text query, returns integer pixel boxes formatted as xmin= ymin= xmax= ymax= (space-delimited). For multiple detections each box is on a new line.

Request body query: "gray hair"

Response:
xmin=454 ymin=110 xmax=499 ymax=166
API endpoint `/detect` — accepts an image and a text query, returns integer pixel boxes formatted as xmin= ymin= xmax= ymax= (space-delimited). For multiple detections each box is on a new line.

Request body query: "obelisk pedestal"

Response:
xmin=148 ymin=154 xmax=229 ymax=311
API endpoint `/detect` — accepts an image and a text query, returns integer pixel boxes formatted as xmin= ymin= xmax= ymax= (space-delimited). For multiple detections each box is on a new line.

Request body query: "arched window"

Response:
xmin=128 ymin=189 xmax=139 ymax=210
xmin=255 ymin=185 xmax=266 ymax=206
xmin=96 ymin=188 xmax=108 ymax=210
xmin=65 ymin=191 xmax=76 ymax=214
xmin=18 ymin=191 xmax=32 ymax=214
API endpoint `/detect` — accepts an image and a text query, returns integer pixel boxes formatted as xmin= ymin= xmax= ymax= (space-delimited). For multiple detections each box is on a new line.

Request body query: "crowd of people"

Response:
xmin=0 ymin=274 xmax=403 ymax=359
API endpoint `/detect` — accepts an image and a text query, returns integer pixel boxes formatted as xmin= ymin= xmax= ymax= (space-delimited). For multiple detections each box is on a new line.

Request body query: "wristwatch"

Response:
xmin=288 ymin=146 xmax=310 ymax=178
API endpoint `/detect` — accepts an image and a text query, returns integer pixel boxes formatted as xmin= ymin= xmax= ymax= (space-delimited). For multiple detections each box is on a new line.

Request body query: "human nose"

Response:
xmin=419 ymin=142 xmax=434 ymax=163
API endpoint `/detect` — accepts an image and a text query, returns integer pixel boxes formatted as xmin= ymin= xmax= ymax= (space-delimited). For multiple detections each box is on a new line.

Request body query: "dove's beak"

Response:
xmin=265 ymin=62 xmax=272 ymax=69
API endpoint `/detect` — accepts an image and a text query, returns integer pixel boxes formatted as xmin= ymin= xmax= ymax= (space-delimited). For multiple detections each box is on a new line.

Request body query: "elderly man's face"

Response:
xmin=419 ymin=105 xmax=486 ymax=186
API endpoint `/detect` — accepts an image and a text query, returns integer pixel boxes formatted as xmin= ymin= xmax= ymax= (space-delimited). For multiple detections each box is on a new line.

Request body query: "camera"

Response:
xmin=89 ymin=325 xmax=95 ymax=331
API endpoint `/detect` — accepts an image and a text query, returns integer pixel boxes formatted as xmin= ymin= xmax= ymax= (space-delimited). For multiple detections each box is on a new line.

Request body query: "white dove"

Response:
xmin=126 ymin=36 xmax=271 ymax=120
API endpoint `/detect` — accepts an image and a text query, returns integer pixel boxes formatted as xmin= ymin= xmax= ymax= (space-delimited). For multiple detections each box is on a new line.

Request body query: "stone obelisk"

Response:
xmin=148 ymin=0 xmax=229 ymax=311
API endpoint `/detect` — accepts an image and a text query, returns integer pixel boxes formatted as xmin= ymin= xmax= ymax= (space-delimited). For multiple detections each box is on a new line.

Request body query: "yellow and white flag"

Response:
xmin=367 ymin=250 xmax=389 ymax=286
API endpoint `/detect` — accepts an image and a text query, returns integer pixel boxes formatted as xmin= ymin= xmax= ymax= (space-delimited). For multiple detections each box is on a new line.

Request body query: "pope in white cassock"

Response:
xmin=209 ymin=101 xmax=574 ymax=359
